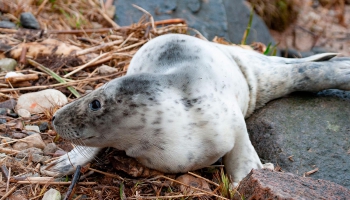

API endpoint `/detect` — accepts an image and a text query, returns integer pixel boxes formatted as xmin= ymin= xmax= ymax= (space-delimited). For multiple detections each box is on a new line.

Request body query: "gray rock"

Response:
xmin=16 ymin=147 xmax=43 ymax=159
xmin=0 ymin=99 xmax=17 ymax=109
xmin=113 ymin=0 xmax=276 ymax=46
xmin=39 ymin=122 xmax=49 ymax=132
xmin=114 ymin=0 xmax=227 ymax=39
xmin=20 ymin=12 xmax=40 ymax=29
xmin=0 ymin=118 xmax=6 ymax=124
xmin=0 ymin=108 xmax=8 ymax=115
xmin=32 ymin=154 xmax=50 ymax=163
xmin=246 ymin=92 xmax=350 ymax=188
xmin=0 ymin=21 xmax=16 ymax=29
xmin=12 ymin=132 xmax=27 ymax=139
xmin=0 ymin=58 xmax=17 ymax=72
xmin=43 ymin=143 xmax=58 ymax=155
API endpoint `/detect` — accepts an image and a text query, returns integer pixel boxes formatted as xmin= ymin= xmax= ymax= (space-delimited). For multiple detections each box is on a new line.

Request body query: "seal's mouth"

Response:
xmin=82 ymin=136 xmax=97 ymax=140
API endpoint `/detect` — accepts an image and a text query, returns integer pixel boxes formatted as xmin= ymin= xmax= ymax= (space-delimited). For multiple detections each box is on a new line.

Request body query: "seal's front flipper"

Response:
xmin=41 ymin=146 xmax=101 ymax=177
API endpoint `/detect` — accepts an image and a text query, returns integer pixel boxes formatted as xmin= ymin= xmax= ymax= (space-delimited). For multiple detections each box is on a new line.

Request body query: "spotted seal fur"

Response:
xmin=42 ymin=34 xmax=350 ymax=183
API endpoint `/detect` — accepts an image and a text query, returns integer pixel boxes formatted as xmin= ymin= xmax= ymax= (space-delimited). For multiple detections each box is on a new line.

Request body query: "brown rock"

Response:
xmin=233 ymin=169 xmax=350 ymax=200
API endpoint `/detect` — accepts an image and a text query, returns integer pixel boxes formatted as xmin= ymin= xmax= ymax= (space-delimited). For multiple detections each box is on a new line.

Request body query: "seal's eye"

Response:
xmin=89 ymin=100 xmax=101 ymax=111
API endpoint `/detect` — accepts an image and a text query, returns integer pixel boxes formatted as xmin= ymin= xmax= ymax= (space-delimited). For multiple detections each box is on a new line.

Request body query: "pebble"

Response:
xmin=39 ymin=122 xmax=49 ymax=132
xmin=0 ymin=21 xmax=16 ymax=29
xmin=43 ymin=143 xmax=58 ymax=155
xmin=0 ymin=99 xmax=17 ymax=109
xmin=26 ymin=131 xmax=37 ymax=136
xmin=13 ymin=142 xmax=29 ymax=151
xmin=16 ymin=147 xmax=50 ymax=163
xmin=0 ymin=108 xmax=8 ymax=115
xmin=42 ymin=188 xmax=61 ymax=200
xmin=0 ymin=118 xmax=6 ymax=124
xmin=16 ymin=89 xmax=68 ymax=113
xmin=97 ymin=65 xmax=118 ymax=75
xmin=16 ymin=147 xmax=43 ymax=159
xmin=0 ymin=58 xmax=17 ymax=72
xmin=17 ymin=108 xmax=31 ymax=118
xmin=20 ymin=12 xmax=40 ymax=29
xmin=7 ymin=112 xmax=18 ymax=118
xmin=32 ymin=154 xmax=50 ymax=163
xmin=25 ymin=125 xmax=40 ymax=133
xmin=12 ymin=132 xmax=27 ymax=139
xmin=13 ymin=133 xmax=46 ymax=150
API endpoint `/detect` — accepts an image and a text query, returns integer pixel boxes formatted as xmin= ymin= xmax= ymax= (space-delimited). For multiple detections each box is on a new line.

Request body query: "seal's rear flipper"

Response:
xmin=269 ymin=53 xmax=339 ymax=64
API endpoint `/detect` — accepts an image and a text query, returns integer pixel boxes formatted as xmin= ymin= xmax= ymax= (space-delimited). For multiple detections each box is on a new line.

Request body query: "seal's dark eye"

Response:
xmin=89 ymin=100 xmax=101 ymax=111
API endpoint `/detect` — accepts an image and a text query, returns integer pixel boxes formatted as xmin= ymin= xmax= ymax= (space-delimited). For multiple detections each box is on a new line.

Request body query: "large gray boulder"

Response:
xmin=246 ymin=92 xmax=350 ymax=189
xmin=113 ymin=0 xmax=276 ymax=44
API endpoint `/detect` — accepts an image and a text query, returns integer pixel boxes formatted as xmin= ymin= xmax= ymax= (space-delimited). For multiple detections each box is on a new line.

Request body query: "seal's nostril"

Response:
xmin=52 ymin=116 xmax=56 ymax=122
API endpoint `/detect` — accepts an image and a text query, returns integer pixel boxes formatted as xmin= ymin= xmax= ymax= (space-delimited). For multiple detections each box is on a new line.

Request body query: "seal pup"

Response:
xmin=42 ymin=34 xmax=350 ymax=183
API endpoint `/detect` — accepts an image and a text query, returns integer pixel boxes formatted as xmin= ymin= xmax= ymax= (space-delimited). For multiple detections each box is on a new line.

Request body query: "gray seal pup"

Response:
xmin=42 ymin=34 xmax=350 ymax=183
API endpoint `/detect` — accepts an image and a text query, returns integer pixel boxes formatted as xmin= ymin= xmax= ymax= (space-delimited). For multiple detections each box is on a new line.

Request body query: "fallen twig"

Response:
xmin=63 ymin=165 xmax=81 ymax=200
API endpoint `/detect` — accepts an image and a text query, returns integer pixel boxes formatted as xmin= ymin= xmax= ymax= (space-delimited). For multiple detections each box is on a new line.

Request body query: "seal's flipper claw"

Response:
xmin=41 ymin=146 xmax=101 ymax=177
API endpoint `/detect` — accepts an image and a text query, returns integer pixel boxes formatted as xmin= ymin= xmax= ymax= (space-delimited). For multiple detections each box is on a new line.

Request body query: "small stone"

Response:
xmin=0 ymin=21 xmax=16 ymax=29
xmin=13 ymin=142 xmax=29 ymax=151
xmin=26 ymin=131 xmax=37 ymax=135
xmin=25 ymin=125 xmax=40 ymax=133
xmin=0 ymin=153 xmax=6 ymax=159
xmin=16 ymin=89 xmax=68 ymax=113
xmin=20 ymin=12 xmax=40 ymax=29
xmin=18 ymin=133 xmax=46 ymax=149
xmin=12 ymin=132 xmax=27 ymax=139
xmin=39 ymin=122 xmax=49 ymax=132
xmin=0 ymin=108 xmax=8 ymax=115
xmin=16 ymin=147 xmax=43 ymax=159
xmin=42 ymin=188 xmax=61 ymax=200
xmin=0 ymin=58 xmax=17 ymax=72
xmin=97 ymin=65 xmax=118 ymax=75
xmin=0 ymin=118 xmax=6 ymax=124
xmin=0 ymin=99 xmax=16 ymax=109
xmin=8 ymin=192 xmax=28 ymax=200
xmin=17 ymin=108 xmax=31 ymax=118
xmin=7 ymin=112 xmax=18 ymax=118
xmin=43 ymin=143 xmax=58 ymax=155
xmin=32 ymin=154 xmax=50 ymax=163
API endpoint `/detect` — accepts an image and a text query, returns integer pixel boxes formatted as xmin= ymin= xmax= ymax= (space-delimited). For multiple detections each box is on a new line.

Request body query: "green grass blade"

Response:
xmin=28 ymin=59 xmax=80 ymax=98
xmin=263 ymin=42 xmax=272 ymax=55
xmin=241 ymin=7 xmax=254 ymax=45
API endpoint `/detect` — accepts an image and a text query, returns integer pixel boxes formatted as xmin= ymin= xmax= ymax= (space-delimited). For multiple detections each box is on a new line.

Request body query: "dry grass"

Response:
xmin=0 ymin=0 xmax=244 ymax=199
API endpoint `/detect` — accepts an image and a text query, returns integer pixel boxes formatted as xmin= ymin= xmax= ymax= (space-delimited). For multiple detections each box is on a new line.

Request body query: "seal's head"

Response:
xmin=52 ymin=73 xmax=168 ymax=149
